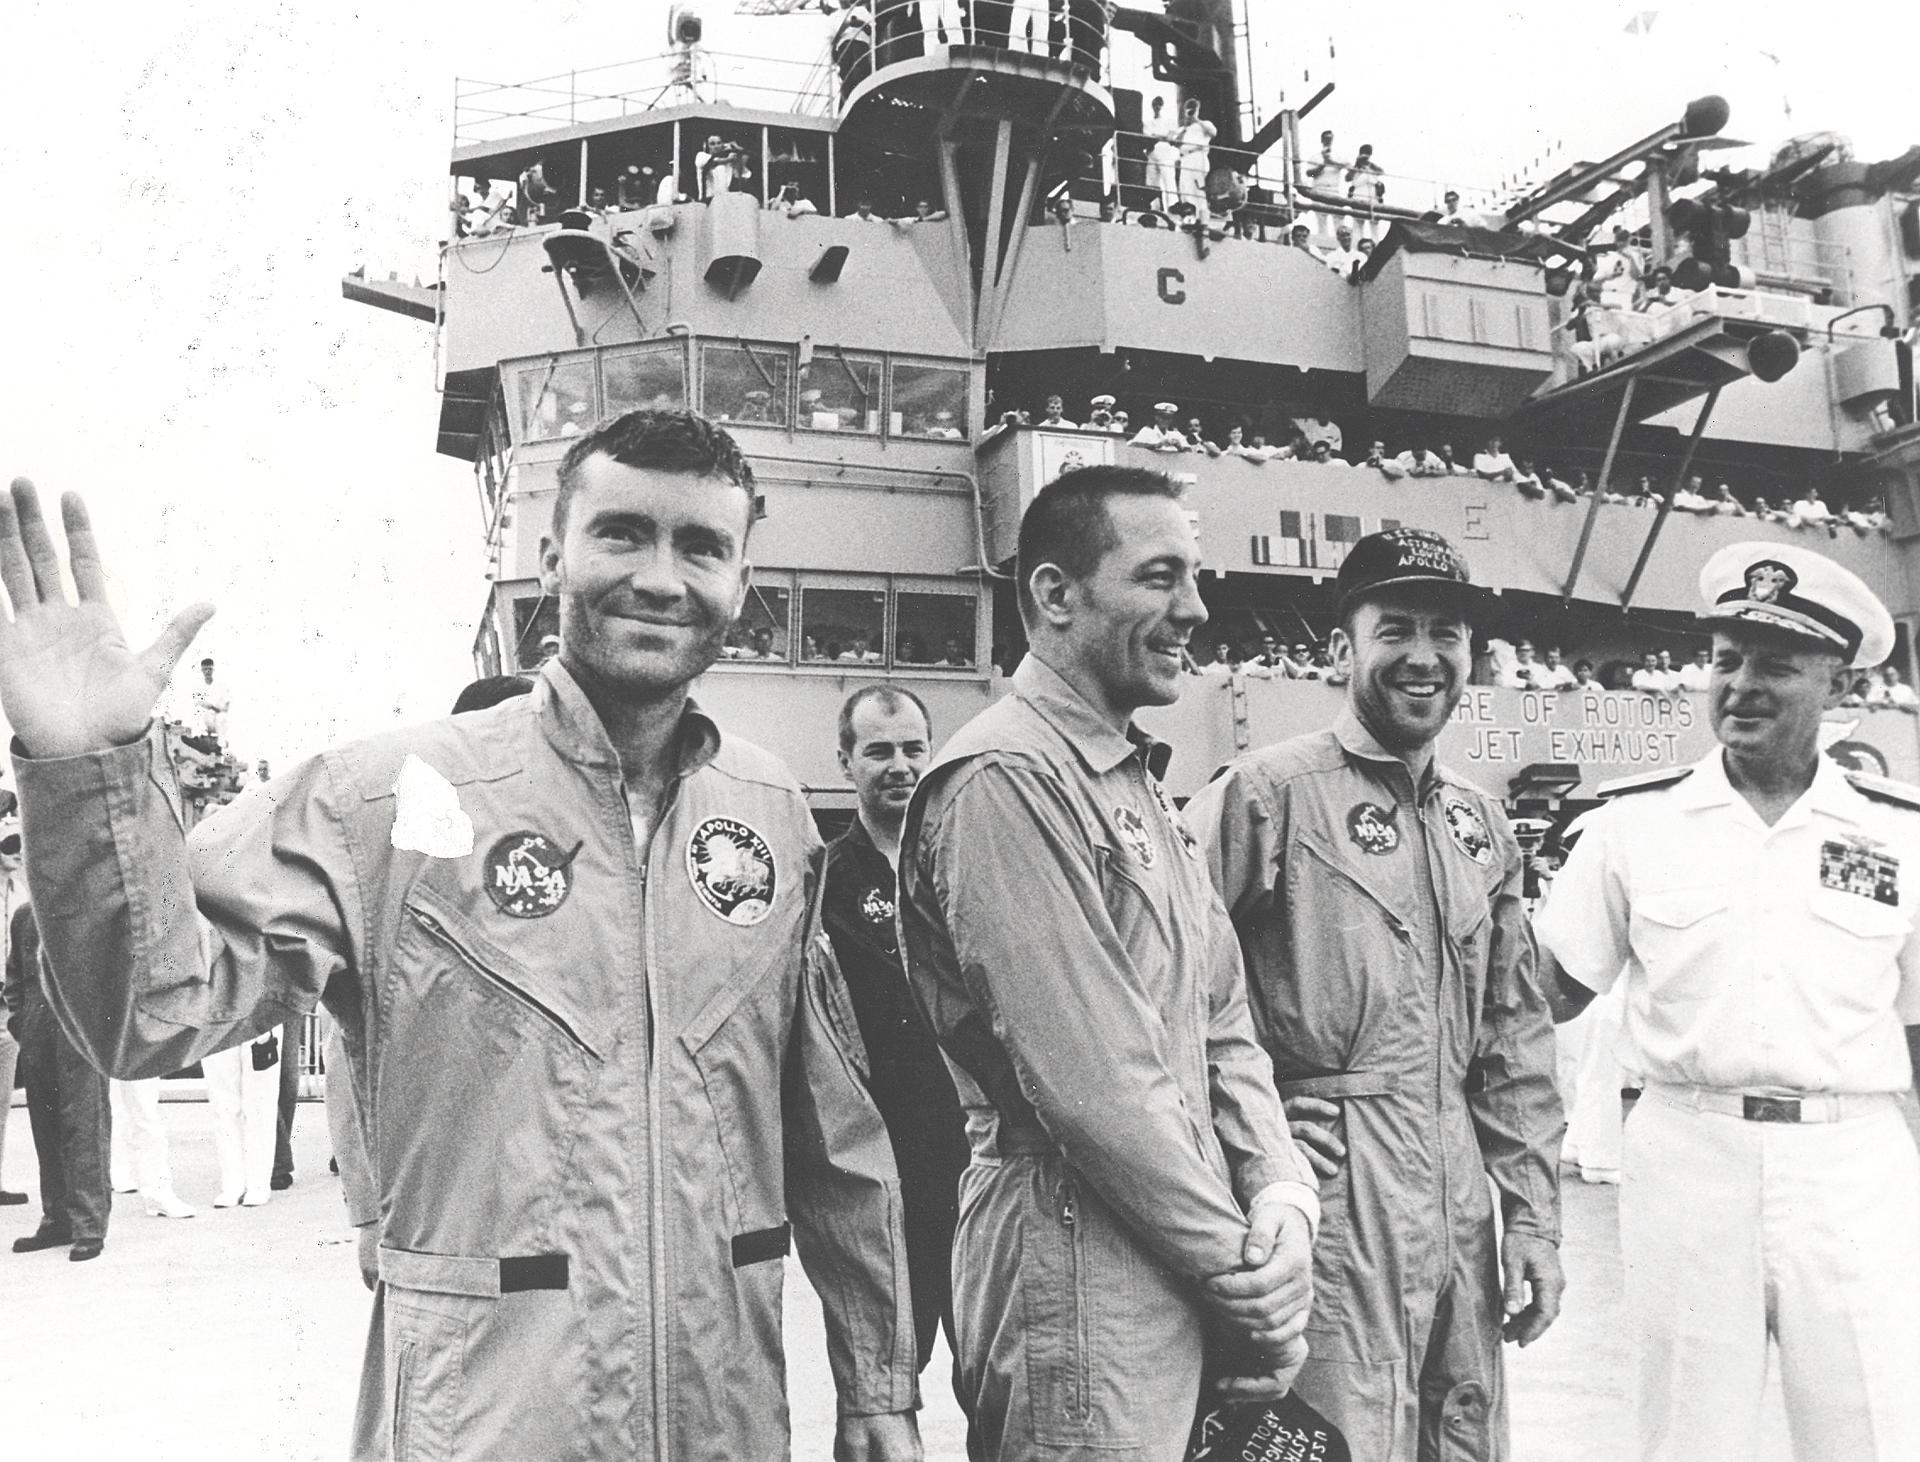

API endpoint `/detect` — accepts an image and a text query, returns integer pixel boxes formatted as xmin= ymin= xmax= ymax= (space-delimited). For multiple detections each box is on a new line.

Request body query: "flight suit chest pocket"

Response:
xmin=679 ymin=941 xmax=795 ymax=1232
xmin=1096 ymin=839 xmax=1172 ymax=961
xmin=393 ymin=888 xmax=606 ymax=1064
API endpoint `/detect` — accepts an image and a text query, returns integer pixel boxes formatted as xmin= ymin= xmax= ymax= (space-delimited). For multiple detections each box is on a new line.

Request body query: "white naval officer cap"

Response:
xmin=1090 ymin=393 xmax=1116 ymax=407
xmin=1696 ymin=540 xmax=1894 ymax=668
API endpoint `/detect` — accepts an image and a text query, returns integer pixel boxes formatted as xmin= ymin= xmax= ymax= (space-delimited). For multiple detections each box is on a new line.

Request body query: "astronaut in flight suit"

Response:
xmin=1188 ymin=528 xmax=1566 ymax=1461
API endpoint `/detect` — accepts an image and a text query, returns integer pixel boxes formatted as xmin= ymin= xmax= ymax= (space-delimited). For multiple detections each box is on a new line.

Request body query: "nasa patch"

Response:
xmin=1113 ymin=805 xmax=1157 ymax=868
xmin=687 ymin=817 xmax=778 ymax=926
xmin=483 ymin=831 xmax=582 ymax=918
xmin=1442 ymin=797 xmax=1493 ymax=865
xmin=1346 ymin=802 xmax=1400 ymax=855
xmin=860 ymin=885 xmax=895 ymax=926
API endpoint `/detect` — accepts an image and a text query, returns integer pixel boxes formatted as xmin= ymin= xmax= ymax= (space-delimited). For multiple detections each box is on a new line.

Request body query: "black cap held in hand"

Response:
xmin=1334 ymin=528 xmax=1484 ymax=619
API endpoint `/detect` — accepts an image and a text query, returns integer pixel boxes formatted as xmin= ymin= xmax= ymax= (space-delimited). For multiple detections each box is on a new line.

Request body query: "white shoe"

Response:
xmin=213 ymin=1190 xmax=244 ymax=1208
xmin=1578 ymin=1165 xmax=1621 ymax=1186
xmin=144 ymin=1190 xmax=197 ymax=1219
xmin=239 ymin=1191 xmax=271 ymax=1207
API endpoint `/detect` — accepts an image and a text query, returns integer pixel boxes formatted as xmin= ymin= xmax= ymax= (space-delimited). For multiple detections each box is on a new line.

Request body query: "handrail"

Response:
xmin=454 ymin=46 xmax=840 ymax=146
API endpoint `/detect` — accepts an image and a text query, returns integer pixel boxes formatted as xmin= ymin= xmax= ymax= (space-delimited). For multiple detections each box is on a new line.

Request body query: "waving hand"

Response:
xmin=0 ymin=479 xmax=214 ymax=759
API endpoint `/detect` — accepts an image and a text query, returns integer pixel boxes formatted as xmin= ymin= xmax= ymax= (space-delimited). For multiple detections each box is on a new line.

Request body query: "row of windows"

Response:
xmin=509 ymin=342 xmax=971 ymax=446
xmin=723 ymin=573 xmax=979 ymax=670
xmin=502 ymin=574 xmax=981 ymax=676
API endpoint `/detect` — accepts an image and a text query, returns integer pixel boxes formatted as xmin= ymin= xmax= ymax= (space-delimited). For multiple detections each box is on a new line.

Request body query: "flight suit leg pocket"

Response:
xmin=386 ymin=1288 xmax=470 ymax=1462
xmin=1020 ymin=1169 xmax=1144 ymax=1449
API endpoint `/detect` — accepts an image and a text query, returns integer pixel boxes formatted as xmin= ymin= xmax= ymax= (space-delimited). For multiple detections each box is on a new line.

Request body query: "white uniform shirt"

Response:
xmin=1536 ymin=751 xmax=1920 ymax=1095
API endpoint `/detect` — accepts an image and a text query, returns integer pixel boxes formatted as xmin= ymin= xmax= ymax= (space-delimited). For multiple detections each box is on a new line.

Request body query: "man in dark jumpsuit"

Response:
xmin=823 ymin=684 xmax=969 ymax=1381
xmin=1187 ymin=529 xmax=1566 ymax=1461
xmin=6 ymin=894 xmax=111 ymax=1260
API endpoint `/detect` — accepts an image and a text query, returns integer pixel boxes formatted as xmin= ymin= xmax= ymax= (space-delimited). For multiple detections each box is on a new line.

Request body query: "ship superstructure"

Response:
xmin=346 ymin=3 xmax=1920 ymax=839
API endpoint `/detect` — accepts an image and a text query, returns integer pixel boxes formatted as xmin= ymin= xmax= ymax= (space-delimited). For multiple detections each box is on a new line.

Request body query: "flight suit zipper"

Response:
xmin=406 ymin=905 xmax=601 ymax=1060
xmin=640 ymin=780 xmax=681 ymax=1462
xmin=1060 ymin=1183 xmax=1090 ymax=1424
xmin=1412 ymin=787 xmax=1453 ymax=1243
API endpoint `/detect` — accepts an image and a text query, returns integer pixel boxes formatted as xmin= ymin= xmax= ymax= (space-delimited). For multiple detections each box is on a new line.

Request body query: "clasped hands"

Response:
xmin=1202 ymin=1183 xmax=1315 ymax=1401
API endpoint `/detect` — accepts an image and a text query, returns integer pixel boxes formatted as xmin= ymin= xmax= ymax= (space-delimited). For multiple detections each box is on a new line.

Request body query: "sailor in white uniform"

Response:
xmin=1537 ymin=540 xmax=1920 ymax=1462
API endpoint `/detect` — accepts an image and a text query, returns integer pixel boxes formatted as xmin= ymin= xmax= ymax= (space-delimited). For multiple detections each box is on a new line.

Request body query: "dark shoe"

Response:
xmin=328 ymin=1157 xmax=339 ymax=1175
xmin=0 ymin=1190 xmax=28 ymax=1206
xmin=270 ymin=1173 xmax=293 ymax=1191
xmin=12 ymin=1226 xmax=73 ymax=1253
xmin=68 ymin=1239 xmax=104 ymax=1262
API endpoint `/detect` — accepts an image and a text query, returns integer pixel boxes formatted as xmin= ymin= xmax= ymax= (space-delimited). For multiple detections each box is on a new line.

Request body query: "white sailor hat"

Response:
xmin=1696 ymin=540 xmax=1894 ymax=668
xmin=1154 ymin=401 xmax=1179 ymax=414
xmin=1090 ymin=393 xmax=1116 ymax=407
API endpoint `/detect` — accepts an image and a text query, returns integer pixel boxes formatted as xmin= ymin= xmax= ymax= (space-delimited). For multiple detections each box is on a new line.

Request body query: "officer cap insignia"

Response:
xmin=1113 ymin=804 xmax=1157 ymax=868
xmin=860 ymin=885 xmax=894 ymax=925
xmin=484 ymin=831 xmax=583 ymax=918
xmin=1442 ymin=796 xmax=1493 ymax=864
xmin=1596 ymin=766 xmax=1695 ymax=799
xmin=687 ymin=817 xmax=778 ymax=926
xmin=1744 ymin=560 xmax=1794 ymax=604
xmin=1844 ymin=770 xmax=1920 ymax=813
xmin=1345 ymin=801 xmax=1400 ymax=855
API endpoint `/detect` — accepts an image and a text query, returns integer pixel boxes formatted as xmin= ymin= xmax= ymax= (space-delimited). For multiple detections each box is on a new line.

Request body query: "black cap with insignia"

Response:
xmin=1334 ymin=527 xmax=1486 ymax=621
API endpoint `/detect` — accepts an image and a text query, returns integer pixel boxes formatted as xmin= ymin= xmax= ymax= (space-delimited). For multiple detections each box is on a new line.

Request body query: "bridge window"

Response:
xmin=701 ymin=342 xmax=792 ymax=428
xmin=722 ymin=579 xmax=794 ymax=662
xmin=891 ymin=360 xmax=968 ymax=439
xmin=603 ymin=342 xmax=687 ymax=416
xmin=894 ymin=585 xmax=977 ymax=668
xmin=514 ymin=358 xmax=598 ymax=441
xmin=799 ymin=581 xmax=888 ymax=665
xmin=797 ymin=350 xmax=883 ymax=433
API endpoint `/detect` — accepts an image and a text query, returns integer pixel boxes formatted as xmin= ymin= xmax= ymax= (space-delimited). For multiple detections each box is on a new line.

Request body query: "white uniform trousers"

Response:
xmin=109 ymin=1077 xmax=175 ymax=1194
xmin=1146 ymin=147 xmax=1178 ymax=211
xmin=203 ymin=1029 xmax=282 ymax=1203
xmin=1623 ymin=1093 xmax=1920 ymax=1461
xmin=1561 ymin=984 xmax=1628 ymax=1179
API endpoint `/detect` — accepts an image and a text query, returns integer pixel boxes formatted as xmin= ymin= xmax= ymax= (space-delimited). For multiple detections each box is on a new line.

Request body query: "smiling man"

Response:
xmin=0 ymin=411 xmax=920 ymax=1462
xmin=897 ymin=464 xmax=1319 ymax=1459
xmin=823 ymin=685 xmax=967 ymax=1389
xmin=1186 ymin=528 xmax=1566 ymax=1461
xmin=1537 ymin=542 xmax=1920 ymax=1461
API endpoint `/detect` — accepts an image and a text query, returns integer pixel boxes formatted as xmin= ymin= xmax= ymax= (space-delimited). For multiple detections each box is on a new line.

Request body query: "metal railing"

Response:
xmin=455 ymin=46 xmax=838 ymax=147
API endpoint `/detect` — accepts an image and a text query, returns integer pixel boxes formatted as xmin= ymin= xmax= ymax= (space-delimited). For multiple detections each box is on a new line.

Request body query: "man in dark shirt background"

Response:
xmin=823 ymin=685 xmax=968 ymax=1384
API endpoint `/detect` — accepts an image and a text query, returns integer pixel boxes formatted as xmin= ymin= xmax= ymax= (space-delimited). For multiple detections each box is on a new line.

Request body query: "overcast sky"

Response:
xmin=2 ymin=0 xmax=1913 ymax=767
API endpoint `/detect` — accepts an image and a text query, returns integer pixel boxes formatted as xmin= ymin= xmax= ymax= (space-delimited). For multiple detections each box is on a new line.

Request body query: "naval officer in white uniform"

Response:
xmin=1537 ymin=540 xmax=1920 ymax=1462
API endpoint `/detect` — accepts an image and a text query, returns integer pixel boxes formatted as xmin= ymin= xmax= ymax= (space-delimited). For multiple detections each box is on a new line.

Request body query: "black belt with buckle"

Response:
xmin=1743 ymin=1095 xmax=1802 ymax=1124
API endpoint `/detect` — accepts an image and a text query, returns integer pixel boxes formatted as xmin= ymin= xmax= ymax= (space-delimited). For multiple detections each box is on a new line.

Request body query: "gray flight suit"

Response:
xmin=898 ymin=656 xmax=1318 ymax=1461
xmin=1187 ymin=711 xmax=1564 ymax=1462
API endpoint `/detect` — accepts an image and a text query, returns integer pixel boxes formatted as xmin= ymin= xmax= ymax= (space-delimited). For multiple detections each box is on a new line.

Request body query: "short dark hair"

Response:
xmin=837 ymin=683 xmax=932 ymax=754
xmin=552 ymin=409 xmax=756 ymax=544
xmin=1016 ymin=465 xmax=1183 ymax=625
